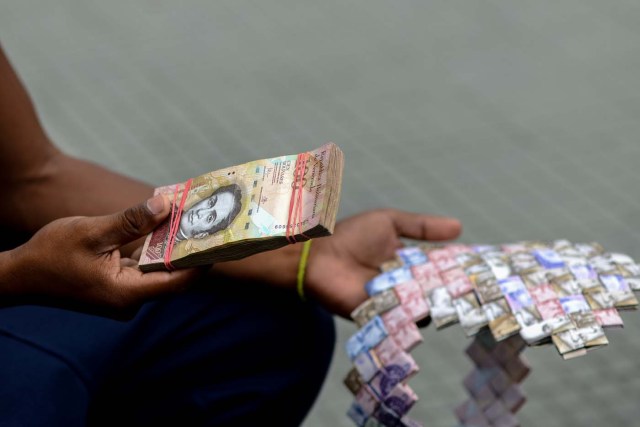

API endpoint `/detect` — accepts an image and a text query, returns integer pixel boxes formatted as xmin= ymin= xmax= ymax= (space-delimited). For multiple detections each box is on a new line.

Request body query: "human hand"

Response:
xmin=6 ymin=195 xmax=202 ymax=318
xmin=304 ymin=209 xmax=462 ymax=318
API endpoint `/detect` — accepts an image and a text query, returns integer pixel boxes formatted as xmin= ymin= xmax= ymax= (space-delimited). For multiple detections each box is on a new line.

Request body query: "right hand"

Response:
xmin=5 ymin=195 xmax=202 ymax=318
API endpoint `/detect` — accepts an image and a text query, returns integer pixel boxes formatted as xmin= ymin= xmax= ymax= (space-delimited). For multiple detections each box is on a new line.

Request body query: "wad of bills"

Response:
xmin=139 ymin=143 xmax=343 ymax=272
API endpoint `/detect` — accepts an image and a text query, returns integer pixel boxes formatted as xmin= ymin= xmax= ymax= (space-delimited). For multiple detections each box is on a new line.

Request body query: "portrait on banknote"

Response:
xmin=176 ymin=183 xmax=243 ymax=242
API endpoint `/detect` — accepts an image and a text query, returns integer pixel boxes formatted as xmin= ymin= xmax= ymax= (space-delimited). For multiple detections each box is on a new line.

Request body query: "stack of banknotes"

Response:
xmin=139 ymin=143 xmax=344 ymax=272
xmin=344 ymin=240 xmax=640 ymax=426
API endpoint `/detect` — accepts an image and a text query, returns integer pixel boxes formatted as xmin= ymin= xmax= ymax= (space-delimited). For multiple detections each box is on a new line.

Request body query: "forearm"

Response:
xmin=4 ymin=152 xmax=152 ymax=232
xmin=209 ymin=243 xmax=303 ymax=290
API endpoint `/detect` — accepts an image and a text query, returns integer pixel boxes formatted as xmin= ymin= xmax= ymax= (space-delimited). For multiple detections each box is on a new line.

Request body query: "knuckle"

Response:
xmin=120 ymin=205 xmax=148 ymax=236
xmin=84 ymin=222 xmax=108 ymax=247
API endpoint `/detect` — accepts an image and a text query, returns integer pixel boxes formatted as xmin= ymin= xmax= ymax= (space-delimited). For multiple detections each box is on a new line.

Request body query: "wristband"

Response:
xmin=297 ymin=239 xmax=313 ymax=301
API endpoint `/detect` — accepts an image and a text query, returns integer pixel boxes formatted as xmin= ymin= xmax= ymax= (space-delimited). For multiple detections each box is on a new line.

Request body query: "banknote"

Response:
xmin=454 ymin=293 xmax=489 ymax=337
xmin=352 ymin=289 xmax=402 ymax=328
xmin=535 ymin=298 xmax=565 ymax=320
xmin=394 ymin=281 xmax=430 ymax=322
xmin=380 ymin=259 xmax=404 ymax=272
xmin=346 ymin=316 xmax=388 ymax=360
xmin=355 ymin=386 xmax=379 ymax=415
xmin=486 ymin=299 xmax=521 ymax=342
xmin=509 ymin=251 xmax=540 ymax=274
xmin=513 ymin=305 xmax=543 ymax=330
xmin=344 ymin=368 xmax=364 ymax=395
xmin=373 ymin=337 xmax=404 ymax=366
xmin=584 ymin=288 xmax=617 ymax=310
xmin=599 ymin=275 xmax=639 ymax=309
xmin=590 ymin=255 xmax=619 ymax=275
xmin=625 ymin=276 xmax=640 ymax=291
xmin=528 ymin=284 xmax=558 ymax=305
xmin=593 ymin=308 xmax=624 ymax=328
xmin=519 ymin=315 xmax=571 ymax=345
xmin=617 ymin=264 xmax=640 ymax=278
xmin=571 ymin=312 xmax=608 ymax=348
xmin=410 ymin=262 xmax=443 ymax=294
xmin=391 ymin=322 xmax=424 ymax=351
xmin=471 ymin=272 xmax=503 ymax=304
xmin=521 ymin=269 xmax=549 ymax=288
xmin=352 ymin=299 xmax=378 ymax=328
xmin=483 ymin=253 xmax=513 ymax=280
xmin=395 ymin=247 xmax=428 ymax=267
xmin=382 ymin=383 xmax=418 ymax=418
xmin=551 ymin=274 xmax=583 ymax=296
xmin=575 ymin=242 xmax=604 ymax=258
xmin=427 ymin=248 xmax=458 ymax=272
xmin=366 ymin=267 xmax=414 ymax=296
xmin=559 ymin=294 xmax=591 ymax=314
xmin=347 ymin=402 xmax=368 ymax=426
xmin=552 ymin=328 xmax=585 ymax=355
xmin=569 ymin=264 xmax=600 ymax=290
xmin=442 ymin=268 xmax=474 ymax=298
xmin=456 ymin=252 xmax=484 ymax=269
xmin=354 ymin=350 xmax=382 ymax=382
xmin=139 ymin=143 xmax=343 ymax=271
xmin=368 ymin=352 xmax=419 ymax=398
xmin=533 ymin=249 xmax=566 ymax=269
xmin=427 ymin=287 xmax=459 ymax=329
xmin=373 ymin=289 xmax=401 ymax=315
xmin=381 ymin=306 xmax=413 ymax=336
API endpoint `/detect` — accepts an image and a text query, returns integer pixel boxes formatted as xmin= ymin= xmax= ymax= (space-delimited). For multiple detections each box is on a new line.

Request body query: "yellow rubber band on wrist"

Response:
xmin=297 ymin=239 xmax=312 ymax=301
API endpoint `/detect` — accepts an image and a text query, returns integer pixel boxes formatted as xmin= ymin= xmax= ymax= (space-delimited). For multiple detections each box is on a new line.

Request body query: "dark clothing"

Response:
xmin=0 ymin=280 xmax=335 ymax=427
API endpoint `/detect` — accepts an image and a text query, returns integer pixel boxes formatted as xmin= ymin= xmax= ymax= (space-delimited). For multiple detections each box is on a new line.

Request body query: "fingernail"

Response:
xmin=146 ymin=195 xmax=165 ymax=215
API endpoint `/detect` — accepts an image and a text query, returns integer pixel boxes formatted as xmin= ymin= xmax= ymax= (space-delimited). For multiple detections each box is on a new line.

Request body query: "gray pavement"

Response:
xmin=2 ymin=1 xmax=640 ymax=425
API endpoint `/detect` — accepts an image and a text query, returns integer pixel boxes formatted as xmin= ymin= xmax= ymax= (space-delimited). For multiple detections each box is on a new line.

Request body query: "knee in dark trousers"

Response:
xmin=87 ymin=283 xmax=336 ymax=427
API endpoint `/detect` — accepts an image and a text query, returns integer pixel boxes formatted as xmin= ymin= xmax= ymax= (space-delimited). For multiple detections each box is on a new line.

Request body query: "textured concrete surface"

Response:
xmin=2 ymin=1 xmax=640 ymax=425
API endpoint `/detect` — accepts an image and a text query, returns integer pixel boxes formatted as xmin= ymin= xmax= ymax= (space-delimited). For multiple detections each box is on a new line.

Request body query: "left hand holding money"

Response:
xmin=2 ymin=195 xmax=203 ymax=318
xmin=305 ymin=209 xmax=462 ymax=318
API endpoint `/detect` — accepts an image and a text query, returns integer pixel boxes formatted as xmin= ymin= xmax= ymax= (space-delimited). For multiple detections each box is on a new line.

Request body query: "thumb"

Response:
xmin=98 ymin=195 xmax=171 ymax=248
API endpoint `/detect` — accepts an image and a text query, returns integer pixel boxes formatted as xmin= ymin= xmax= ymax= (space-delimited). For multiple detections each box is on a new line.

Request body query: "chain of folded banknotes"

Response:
xmin=344 ymin=240 xmax=640 ymax=426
